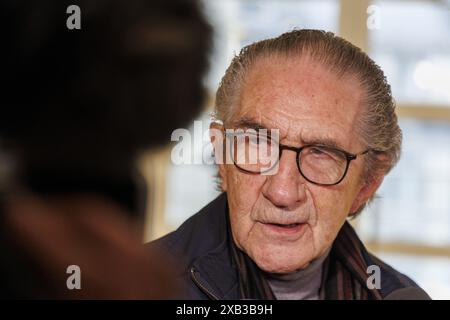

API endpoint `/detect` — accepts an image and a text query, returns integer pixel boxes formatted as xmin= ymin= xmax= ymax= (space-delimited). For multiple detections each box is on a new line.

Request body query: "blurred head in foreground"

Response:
xmin=0 ymin=0 xmax=211 ymax=298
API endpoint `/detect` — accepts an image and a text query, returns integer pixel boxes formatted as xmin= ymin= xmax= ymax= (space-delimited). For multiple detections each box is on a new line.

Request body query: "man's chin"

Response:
xmin=250 ymin=250 xmax=312 ymax=274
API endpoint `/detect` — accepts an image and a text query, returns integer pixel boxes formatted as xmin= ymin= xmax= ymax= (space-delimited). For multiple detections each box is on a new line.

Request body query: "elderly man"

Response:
xmin=152 ymin=30 xmax=429 ymax=300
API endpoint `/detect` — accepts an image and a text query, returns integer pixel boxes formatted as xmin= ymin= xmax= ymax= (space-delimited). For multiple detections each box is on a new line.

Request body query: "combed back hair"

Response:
xmin=214 ymin=29 xmax=402 ymax=214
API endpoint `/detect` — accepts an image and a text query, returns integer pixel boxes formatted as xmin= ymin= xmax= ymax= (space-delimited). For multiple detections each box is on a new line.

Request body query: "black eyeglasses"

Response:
xmin=225 ymin=131 xmax=370 ymax=186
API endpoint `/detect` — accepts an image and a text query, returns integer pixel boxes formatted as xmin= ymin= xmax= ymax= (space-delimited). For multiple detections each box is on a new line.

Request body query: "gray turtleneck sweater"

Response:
xmin=265 ymin=249 xmax=331 ymax=300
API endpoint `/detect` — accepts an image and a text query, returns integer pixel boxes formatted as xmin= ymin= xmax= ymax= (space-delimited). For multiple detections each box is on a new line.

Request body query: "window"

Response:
xmin=356 ymin=0 xmax=450 ymax=299
xmin=369 ymin=0 xmax=450 ymax=105
xmin=359 ymin=119 xmax=450 ymax=247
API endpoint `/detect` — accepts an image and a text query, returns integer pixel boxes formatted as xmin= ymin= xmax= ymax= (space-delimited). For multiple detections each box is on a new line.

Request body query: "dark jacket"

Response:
xmin=150 ymin=193 xmax=430 ymax=300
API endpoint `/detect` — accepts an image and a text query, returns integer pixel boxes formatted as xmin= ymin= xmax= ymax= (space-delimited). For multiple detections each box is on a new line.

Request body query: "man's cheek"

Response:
xmin=315 ymin=201 xmax=349 ymax=247
xmin=229 ymin=172 xmax=260 ymax=203
xmin=314 ymin=187 xmax=350 ymax=217
xmin=231 ymin=213 xmax=255 ymax=251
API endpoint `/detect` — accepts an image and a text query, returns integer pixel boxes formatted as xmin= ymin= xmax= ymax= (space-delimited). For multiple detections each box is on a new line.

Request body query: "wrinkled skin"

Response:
xmin=213 ymin=55 xmax=384 ymax=274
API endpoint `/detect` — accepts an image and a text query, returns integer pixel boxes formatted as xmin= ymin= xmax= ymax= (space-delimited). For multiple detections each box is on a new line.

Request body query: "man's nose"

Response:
xmin=261 ymin=150 xmax=306 ymax=210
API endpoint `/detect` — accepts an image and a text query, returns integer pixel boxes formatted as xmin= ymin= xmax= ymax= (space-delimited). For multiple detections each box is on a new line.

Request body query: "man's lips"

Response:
xmin=259 ymin=221 xmax=306 ymax=235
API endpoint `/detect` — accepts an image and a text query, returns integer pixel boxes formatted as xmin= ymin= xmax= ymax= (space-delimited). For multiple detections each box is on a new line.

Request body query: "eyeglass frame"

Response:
xmin=224 ymin=130 xmax=371 ymax=186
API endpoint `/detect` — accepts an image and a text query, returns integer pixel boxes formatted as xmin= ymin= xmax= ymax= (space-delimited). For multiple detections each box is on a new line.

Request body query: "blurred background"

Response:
xmin=141 ymin=0 xmax=450 ymax=299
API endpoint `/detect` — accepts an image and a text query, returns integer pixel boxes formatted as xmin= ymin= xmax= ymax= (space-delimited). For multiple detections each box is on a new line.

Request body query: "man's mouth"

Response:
xmin=269 ymin=223 xmax=301 ymax=228
xmin=260 ymin=221 xmax=307 ymax=236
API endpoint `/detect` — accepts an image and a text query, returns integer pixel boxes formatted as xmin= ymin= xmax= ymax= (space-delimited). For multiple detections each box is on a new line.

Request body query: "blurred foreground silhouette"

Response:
xmin=0 ymin=0 xmax=211 ymax=299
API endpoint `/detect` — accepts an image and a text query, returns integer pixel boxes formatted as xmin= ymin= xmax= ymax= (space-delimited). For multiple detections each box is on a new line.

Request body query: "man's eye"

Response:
xmin=307 ymin=147 xmax=336 ymax=160
xmin=309 ymin=147 xmax=326 ymax=155
xmin=307 ymin=147 xmax=347 ymax=164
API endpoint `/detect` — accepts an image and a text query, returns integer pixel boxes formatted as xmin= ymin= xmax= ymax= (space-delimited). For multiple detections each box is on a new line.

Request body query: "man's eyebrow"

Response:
xmin=302 ymin=137 xmax=345 ymax=150
xmin=232 ymin=117 xmax=269 ymax=131
xmin=232 ymin=118 xmax=346 ymax=150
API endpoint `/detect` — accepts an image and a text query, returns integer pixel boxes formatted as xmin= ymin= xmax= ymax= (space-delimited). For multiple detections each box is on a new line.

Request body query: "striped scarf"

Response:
xmin=229 ymin=220 xmax=383 ymax=300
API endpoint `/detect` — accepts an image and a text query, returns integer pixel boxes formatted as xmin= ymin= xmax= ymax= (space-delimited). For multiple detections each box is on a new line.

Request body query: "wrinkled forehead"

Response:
xmin=230 ymin=55 xmax=365 ymax=150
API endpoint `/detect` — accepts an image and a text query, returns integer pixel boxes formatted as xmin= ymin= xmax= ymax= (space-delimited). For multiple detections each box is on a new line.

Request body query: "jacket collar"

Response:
xmin=189 ymin=193 xmax=240 ymax=299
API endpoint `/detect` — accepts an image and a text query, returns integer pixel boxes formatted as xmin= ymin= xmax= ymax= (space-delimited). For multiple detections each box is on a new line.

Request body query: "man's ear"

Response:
xmin=349 ymin=154 xmax=389 ymax=213
xmin=209 ymin=122 xmax=228 ymax=191
xmin=349 ymin=174 xmax=384 ymax=214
